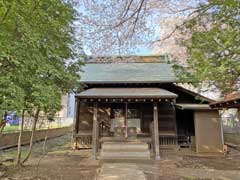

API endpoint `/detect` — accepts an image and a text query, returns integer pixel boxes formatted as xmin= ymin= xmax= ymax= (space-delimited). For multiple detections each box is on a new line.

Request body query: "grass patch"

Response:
xmin=3 ymin=125 xmax=20 ymax=133
xmin=3 ymin=125 xmax=70 ymax=133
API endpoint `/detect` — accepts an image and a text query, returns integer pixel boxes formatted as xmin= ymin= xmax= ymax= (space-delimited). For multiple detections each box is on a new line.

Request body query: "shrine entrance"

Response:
xmin=73 ymin=87 xmax=178 ymax=160
xmin=111 ymin=103 xmax=141 ymax=139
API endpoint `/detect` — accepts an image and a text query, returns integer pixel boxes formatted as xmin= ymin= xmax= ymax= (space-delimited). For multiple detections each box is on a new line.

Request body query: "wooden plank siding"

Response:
xmin=194 ymin=110 xmax=224 ymax=154
xmin=158 ymin=102 xmax=176 ymax=135
xmin=76 ymin=102 xmax=93 ymax=149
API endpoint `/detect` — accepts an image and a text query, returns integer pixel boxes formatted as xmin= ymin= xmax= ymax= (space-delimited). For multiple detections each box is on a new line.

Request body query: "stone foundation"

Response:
xmin=0 ymin=126 xmax=71 ymax=149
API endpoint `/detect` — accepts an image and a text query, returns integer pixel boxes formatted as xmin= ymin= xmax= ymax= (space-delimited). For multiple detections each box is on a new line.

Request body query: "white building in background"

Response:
xmin=56 ymin=93 xmax=75 ymax=126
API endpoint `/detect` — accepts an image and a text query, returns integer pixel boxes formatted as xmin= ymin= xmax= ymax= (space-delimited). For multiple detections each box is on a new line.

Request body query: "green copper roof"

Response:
xmin=80 ymin=63 xmax=176 ymax=84
xmin=76 ymin=88 xmax=178 ymax=98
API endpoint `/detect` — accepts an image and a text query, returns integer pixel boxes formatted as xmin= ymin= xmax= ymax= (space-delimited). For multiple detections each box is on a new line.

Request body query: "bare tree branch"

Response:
xmin=131 ymin=0 xmax=145 ymax=37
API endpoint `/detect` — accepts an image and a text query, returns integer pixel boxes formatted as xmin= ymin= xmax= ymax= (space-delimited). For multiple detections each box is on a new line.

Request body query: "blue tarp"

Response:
xmin=6 ymin=112 xmax=20 ymax=125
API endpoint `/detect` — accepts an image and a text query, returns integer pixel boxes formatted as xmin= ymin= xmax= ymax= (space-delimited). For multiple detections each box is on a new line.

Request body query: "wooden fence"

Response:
xmin=224 ymin=132 xmax=240 ymax=145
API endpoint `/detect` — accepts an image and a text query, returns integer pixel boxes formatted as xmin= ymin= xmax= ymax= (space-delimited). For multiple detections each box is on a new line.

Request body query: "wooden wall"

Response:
xmin=158 ymin=102 xmax=176 ymax=135
xmin=76 ymin=102 xmax=176 ymax=135
xmin=176 ymin=109 xmax=195 ymax=136
xmin=194 ymin=110 xmax=224 ymax=154
xmin=140 ymin=103 xmax=153 ymax=133
xmin=98 ymin=103 xmax=111 ymax=136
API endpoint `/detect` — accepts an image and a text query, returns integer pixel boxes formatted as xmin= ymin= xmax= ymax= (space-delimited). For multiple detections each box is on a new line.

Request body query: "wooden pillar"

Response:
xmin=71 ymin=98 xmax=79 ymax=149
xmin=125 ymin=102 xmax=128 ymax=138
xmin=238 ymin=108 xmax=240 ymax=129
xmin=153 ymin=102 xmax=160 ymax=160
xmin=92 ymin=102 xmax=98 ymax=159
xmin=172 ymin=103 xmax=178 ymax=146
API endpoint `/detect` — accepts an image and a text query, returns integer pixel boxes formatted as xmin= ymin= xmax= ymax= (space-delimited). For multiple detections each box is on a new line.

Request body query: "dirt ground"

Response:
xmin=0 ymin=133 xmax=100 ymax=180
xmin=1 ymin=134 xmax=240 ymax=180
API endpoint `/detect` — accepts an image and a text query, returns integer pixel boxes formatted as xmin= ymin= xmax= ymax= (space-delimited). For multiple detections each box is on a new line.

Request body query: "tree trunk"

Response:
xmin=16 ymin=109 xmax=25 ymax=166
xmin=43 ymin=120 xmax=50 ymax=154
xmin=22 ymin=108 xmax=40 ymax=164
xmin=0 ymin=112 xmax=7 ymax=137
xmin=36 ymin=120 xmax=50 ymax=177
xmin=0 ymin=122 xmax=6 ymax=137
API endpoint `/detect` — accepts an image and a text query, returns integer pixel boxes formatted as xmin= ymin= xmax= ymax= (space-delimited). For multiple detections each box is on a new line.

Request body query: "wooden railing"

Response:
xmin=150 ymin=121 xmax=177 ymax=150
xmin=75 ymin=132 xmax=92 ymax=149
xmin=159 ymin=136 xmax=177 ymax=146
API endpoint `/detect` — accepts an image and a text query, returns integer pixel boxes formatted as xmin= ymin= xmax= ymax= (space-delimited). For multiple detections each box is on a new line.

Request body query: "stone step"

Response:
xmin=102 ymin=143 xmax=148 ymax=151
xmin=101 ymin=159 xmax=154 ymax=163
xmin=101 ymin=151 xmax=150 ymax=160
xmin=102 ymin=148 xmax=148 ymax=153
xmin=100 ymin=141 xmax=151 ymax=160
xmin=101 ymin=151 xmax=150 ymax=156
xmin=101 ymin=156 xmax=151 ymax=160
xmin=103 ymin=141 xmax=148 ymax=144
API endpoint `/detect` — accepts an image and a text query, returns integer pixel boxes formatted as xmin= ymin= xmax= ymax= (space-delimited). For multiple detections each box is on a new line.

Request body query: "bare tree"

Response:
xmin=74 ymin=0 xmax=201 ymax=56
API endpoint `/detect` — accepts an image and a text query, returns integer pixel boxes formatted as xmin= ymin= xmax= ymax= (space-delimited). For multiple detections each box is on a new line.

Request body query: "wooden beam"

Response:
xmin=153 ymin=102 xmax=160 ymax=160
xmin=78 ymin=98 xmax=178 ymax=103
xmin=92 ymin=102 xmax=98 ymax=159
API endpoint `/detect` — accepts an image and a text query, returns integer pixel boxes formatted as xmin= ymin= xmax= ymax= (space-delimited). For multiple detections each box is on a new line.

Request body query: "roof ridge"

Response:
xmin=84 ymin=62 xmax=171 ymax=64
xmin=84 ymin=55 xmax=169 ymax=64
